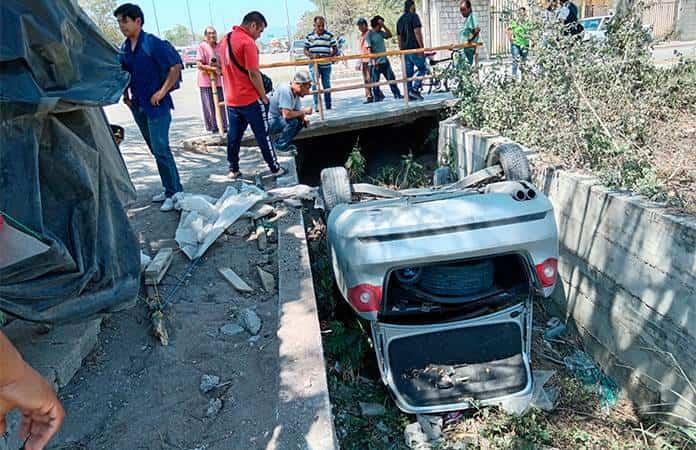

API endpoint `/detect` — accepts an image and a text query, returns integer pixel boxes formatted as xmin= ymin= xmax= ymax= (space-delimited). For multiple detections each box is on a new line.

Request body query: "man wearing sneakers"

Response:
xmin=268 ymin=71 xmax=313 ymax=155
xmin=114 ymin=3 xmax=184 ymax=211
xmin=220 ymin=11 xmax=285 ymax=179
xmin=396 ymin=0 xmax=427 ymax=101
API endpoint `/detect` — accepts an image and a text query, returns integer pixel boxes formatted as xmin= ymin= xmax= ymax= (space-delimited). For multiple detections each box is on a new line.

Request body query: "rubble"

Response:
xmin=218 ymin=267 xmax=254 ymax=293
xmin=220 ymin=323 xmax=245 ymax=336
xmin=283 ymin=198 xmax=302 ymax=208
xmin=257 ymin=267 xmax=276 ymax=292
xmin=239 ymin=309 xmax=262 ymax=335
xmin=144 ymin=248 xmax=174 ymax=285
xmin=200 ymin=374 xmax=220 ymax=393
xmin=151 ymin=311 xmax=169 ymax=346
xmin=416 ymin=414 xmax=443 ymax=441
xmin=206 ymin=398 xmax=223 ymax=417
xmin=255 ymin=222 xmax=267 ymax=251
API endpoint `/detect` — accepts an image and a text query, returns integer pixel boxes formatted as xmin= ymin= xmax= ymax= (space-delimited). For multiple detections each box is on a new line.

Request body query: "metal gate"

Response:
xmin=489 ymin=0 xmax=526 ymax=57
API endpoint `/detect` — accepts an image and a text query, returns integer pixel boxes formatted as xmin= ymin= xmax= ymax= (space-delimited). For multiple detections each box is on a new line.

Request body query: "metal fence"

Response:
xmin=489 ymin=0 xmax=526 ymax=57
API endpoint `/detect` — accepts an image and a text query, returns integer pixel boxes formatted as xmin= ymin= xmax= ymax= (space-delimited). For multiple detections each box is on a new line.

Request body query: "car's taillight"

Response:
xmin=536 ymin=258 xmax=558 ymax=287
xmin=347 ymin=284 xmax=382 ymax=313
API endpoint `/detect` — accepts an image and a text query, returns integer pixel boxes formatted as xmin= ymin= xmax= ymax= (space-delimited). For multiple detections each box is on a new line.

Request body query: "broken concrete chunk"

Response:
xmin=140 ymin=252 xmax=151 ymax=271
xmin=255 ymin=222 xmax=267 ymax=251
xmin=239 ymin=309 xmax=262 ymax=336
xmin=404 ymin=422 xmax=431 ymax=449
xmin=416 ymin=414 xmax=443 ymax=441
xmin=151 ymin=311 xmax=169 ymax=346
xmin=359 ymin=402 xmax=386 ymax=417
xmin=267 ymin=184 xmax=317 ymax=200
xmin=200 ymin=374 xmax=220 ymax=393
xmin=257 ymin=267 xmax=275 ymax=292
xmin=219 ymin=323 xmax=244 ymax=336
xmin=243 ymin=203 xmax=274 ymax=220
xmin=218 ymin=268 xmax=254 ymax=293
xmin=144 ymin=248 xmax=174 ymax=285
xmin=206 ymin=398 xmax=223 ymax=417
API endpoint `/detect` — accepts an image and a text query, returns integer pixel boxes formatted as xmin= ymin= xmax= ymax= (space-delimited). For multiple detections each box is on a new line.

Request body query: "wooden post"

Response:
xmin=209 ymin=71 xmax=224 ymax=136
xmin=400 ymin=53 xmax=409 ymax=108
xmin=313 ymin=60 xmax=324 ymax=121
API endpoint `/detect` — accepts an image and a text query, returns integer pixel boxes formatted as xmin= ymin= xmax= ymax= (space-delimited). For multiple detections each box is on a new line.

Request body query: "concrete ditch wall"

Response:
xmin=438 ymin=117 xmax=696 ymax=421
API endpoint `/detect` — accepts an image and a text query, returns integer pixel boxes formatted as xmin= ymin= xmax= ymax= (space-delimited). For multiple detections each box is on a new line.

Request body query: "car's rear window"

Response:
xmin=581 ymin=18 xmax=602 ymax=31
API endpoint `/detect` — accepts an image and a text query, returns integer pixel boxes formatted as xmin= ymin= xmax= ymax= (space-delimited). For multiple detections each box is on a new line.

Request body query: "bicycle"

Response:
xmin=423 ymin=48 xmax=467 ymax=95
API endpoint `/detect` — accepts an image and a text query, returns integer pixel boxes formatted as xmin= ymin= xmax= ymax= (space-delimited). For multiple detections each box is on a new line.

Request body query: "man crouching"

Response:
xmin=268 ymin=71 xmax=313 ymax=155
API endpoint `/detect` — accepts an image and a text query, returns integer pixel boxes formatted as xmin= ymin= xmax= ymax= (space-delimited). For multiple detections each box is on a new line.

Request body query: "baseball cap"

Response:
xmin=292 ymin=71 xmax=312 ymax=84
xmin=356 ymin=18 xmax=367 ymax=26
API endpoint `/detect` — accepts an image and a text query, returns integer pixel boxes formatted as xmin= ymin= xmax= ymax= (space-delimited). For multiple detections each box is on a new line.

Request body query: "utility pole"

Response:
xmin=151 ymin=0 xmax=161 ymax=35
xmin=284 ymin=0 xmax=292 ymax=43
xmin=320 ymin=0 xmax=327 ymax=19
xmin=208 ymin=0 xmax=214 ymax=26
xmin=185 ymin=0 xmax=196 ymax=45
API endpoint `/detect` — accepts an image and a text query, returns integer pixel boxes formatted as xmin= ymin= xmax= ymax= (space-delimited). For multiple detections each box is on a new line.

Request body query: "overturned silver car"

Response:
xmin=320 ymin=143 xmax=558 ymax=414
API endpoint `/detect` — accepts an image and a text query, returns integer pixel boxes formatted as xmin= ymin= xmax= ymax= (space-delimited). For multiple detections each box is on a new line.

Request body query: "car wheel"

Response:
xmin=320 ymin=167 xmax=352 ymax=213
xmin=433 ymin=166 xmax=453 ymax=186
xmin=486 ymin=143 xmax=531 ymax=182
xmin=418 ymin=260 xmax=494 ymax=296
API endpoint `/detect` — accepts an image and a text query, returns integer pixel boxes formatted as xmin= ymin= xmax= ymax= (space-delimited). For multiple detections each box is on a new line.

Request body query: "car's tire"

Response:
xmin=320 ymin=167 xmax=352 ymax=213
xmin=418 ymin=260 xmax=495 ymax=296
xmin=486 ymin=143 xmax=531 ymax=182
xmin=433 ymin=166 xmax=453 ymax=186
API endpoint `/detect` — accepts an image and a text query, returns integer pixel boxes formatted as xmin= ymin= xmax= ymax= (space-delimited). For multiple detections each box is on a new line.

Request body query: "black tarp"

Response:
xmin=0 ymin=0 xmax=139 ymax=322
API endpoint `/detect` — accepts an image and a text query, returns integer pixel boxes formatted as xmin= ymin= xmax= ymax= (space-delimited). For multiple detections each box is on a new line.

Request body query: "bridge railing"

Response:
xmin=207 ymin=42 xmax=481 ymax=133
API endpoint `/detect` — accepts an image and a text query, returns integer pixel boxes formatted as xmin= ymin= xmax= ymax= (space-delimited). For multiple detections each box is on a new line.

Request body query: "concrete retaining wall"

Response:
xmin=676 ymin=0 xmax=696 ymax=40
xmin=438 ymin=117 xmax=696 ymax=422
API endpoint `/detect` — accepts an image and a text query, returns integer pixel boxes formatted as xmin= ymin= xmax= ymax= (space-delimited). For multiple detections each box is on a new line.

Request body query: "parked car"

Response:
xmin=289 ymin=39 xmax=307 ymax=62
xmin=182 ymin=47 xmax=198 ymax=68
xmin=580 ymin=15 xmax=610 ymax=41
xmin=320 ymin=143 xmax=559 ymax=414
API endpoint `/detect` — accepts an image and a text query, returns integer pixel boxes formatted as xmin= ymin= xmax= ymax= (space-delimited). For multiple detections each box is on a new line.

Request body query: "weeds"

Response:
xmin=345 ymin=139 xmax=367 ymax=182
xmin=373 ymin=153 xmax=428 ymax=189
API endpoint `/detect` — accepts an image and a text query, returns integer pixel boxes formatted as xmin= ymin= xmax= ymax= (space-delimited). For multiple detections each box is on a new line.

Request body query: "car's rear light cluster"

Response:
xmin=347 ymin=284 xmax=382 ymax=312
xmin=535 ymin=258 xmax=558 ymax=287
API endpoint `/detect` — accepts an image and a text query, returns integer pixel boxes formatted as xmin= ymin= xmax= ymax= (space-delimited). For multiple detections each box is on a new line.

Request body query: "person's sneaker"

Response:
xmin=267 ymin=166 xmax=288 ymax=178
xmin=414 ymin=90 xmax=424 ymax=100
xmin=276 ymin=144 xmax=298 ymax=157
xmin=228 ymin=170 xmax=242 ymax=180
xmin=394 ymin=94 xmax=404 ymax=99
xmin=375 ymin=96 xmax=385 ymax=102
xmin=363 ymin=97 xmax=374 ymax=104
xmin=151 ymin=192 xmax=166 ymax=203
xmin=160 ymin=197 xmax=176 ymax=212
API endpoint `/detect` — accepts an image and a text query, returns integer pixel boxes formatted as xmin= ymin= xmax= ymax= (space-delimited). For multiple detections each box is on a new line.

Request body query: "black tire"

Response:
xmin=320 ymin=167 xmax=352 ymax=213
xmin=433 ymin=166 xmax=453 ymax=186
xmin=486 ymin=143 xmax=531 ymax=182
xmin=418 ymin=260 xmax=494 ymax=296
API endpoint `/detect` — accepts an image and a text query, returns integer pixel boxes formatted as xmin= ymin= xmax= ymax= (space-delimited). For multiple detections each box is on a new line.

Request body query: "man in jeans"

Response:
xmin=115 ymin=3 xmax=183 ymax=212
xmin=304 ymin=16 xmax=337 ymax=111
xmin=396 ymin=0 xmax=427 ymax=100
xmin=459 ymin=0 xmax=481 ymax=66
xmin=268 ymin=71 xmax=313 ymax=154
xmin=507 ymin=7 xmax=531 ymax=77
xmin=220 ymin=11 xmax=284 ymax=179
xmin=366 ymin=16 xmax=402 ymax=101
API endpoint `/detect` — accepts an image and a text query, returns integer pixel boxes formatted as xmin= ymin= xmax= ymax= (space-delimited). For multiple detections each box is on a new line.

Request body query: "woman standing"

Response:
xmin=197 ymin=26 xmax=227 ymax=133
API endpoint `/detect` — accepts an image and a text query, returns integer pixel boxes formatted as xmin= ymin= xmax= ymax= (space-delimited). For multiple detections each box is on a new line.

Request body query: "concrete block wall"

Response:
xmin=422 ymin=0 xmax=491 ymax=59
xmin=676 ymin=0 xmax=696 ymax=40
xmin=438 ymin=117 xmax=696 ymax=422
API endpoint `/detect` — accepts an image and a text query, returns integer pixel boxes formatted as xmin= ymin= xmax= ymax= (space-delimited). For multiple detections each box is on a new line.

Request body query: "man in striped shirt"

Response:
xmin=304 ymin=16 xmax=337 ymax=111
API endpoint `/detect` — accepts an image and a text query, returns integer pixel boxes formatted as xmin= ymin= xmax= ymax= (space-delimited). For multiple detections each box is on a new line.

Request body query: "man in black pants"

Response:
xmin=220 ymin=11 xmax=285 ymax=179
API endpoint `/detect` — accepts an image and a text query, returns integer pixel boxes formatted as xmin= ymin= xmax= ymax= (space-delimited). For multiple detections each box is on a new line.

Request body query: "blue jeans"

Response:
xmin=371 ymin=61 xmax=401 ymax=99
xmin=309 ymin=64 xmax=332 ymax=109
xmin=226 ymin=101 xmax=279 ymax=173
xmin=269 ymin=116 xmax=303 ymax=150
xmin=405 ymin=53 xmax=428 ymax=93
xmin=511 ymin=44 xmax=529 ymax=76
xmin=131 ymin=106 xmax=182 ymax=197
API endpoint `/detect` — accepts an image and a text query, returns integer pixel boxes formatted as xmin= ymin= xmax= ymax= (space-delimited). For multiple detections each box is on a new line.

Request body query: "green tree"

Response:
xmin=78 ymin=0 xmax=122 ymax=46
xmin=163 ymin=24 xmax=199 ymax=46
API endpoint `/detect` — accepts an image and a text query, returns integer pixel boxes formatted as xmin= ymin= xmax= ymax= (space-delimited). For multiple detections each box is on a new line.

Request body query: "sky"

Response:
xmin=136 ymin=0 xmax=315 ymax=41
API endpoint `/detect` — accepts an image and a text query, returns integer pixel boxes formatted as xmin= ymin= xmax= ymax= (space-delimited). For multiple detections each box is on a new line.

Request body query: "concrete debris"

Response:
xmin=404 ymin=422 xmax=432 ymax=449
xmin=239 ymin=309 xmax=262 ymax=335
xmin=144 ymin=248 xmax=174 ymax=285
xmin=359 ymin=402 xmax=386 ymax=417
xmin=257 ymin=267 xmax=275 ymax=292
xmin=416 ymin=414 xmax=443 ymax=441
xmin=283 ymin=198 xmax=302 ymax=208
xmin=220 ymin=323 xmax=245 ymax=336
xmin=243 ymin=203 xmax=274 ymax=220
xmin=151 ymin=311 xmax=169 ymax=346
xmin=218 ymin=267 xmax=254 ymax=293
xmin=206 ymin=398 xmax=223 ymax=417
xmin=176 ymin=185 xmax=266 ymax=260
xmin=255 ymin=222 xmax=267 ymax=251
xmin=267 ymin=184 xmax=317 ymax=201
xmin=200 ymin=374 xmax=220 ymax=393
xmin=149 ymin=238 xmax=179 ymax=253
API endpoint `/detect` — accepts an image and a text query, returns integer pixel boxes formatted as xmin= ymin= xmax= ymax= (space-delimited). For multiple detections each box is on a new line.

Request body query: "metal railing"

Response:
xmin=206 ymin=42 xmax=480 ymax=133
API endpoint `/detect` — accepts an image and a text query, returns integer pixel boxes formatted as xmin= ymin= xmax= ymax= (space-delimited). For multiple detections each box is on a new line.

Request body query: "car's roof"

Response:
xmin=581 ymin=15 xmax=610 ymax=20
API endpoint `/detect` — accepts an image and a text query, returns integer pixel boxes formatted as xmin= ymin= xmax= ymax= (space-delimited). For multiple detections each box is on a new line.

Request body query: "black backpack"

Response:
xmin=226 ymin=32 xmax=273 ymax=93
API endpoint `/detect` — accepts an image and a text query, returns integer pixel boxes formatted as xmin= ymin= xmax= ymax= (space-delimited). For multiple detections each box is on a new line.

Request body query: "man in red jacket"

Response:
xmin=220 ymin=11 xmax=285 ymax=179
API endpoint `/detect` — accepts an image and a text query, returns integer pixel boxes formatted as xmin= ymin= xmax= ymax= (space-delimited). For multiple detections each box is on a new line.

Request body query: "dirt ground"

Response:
xmin=48 ymin=122 xmax=286 ymax=450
